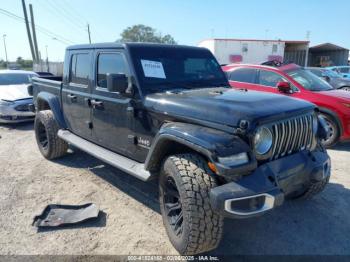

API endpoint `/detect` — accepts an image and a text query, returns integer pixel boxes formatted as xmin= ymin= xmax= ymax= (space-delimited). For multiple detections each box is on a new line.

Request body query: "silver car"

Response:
xmin=0 ymin=70 xmax=38 ymax=123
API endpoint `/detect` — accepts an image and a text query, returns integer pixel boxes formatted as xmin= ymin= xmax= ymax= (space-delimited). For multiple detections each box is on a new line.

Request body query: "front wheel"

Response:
xmin=159 ymin=154 xmax=223 ymax=255
xmin=320 ymin=113 xmax=340 ymax=148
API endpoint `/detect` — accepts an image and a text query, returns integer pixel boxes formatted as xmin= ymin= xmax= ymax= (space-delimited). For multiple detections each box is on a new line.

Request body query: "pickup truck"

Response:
xmin=30 ymin=43 xmax=331 ymax=255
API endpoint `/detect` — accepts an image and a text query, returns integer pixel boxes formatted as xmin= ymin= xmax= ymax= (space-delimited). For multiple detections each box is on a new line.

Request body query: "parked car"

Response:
xmin=31 ymin=43 xmax=330 ymax=255
xmin=327 ymin=66 xmax=350 ymax=79
xmin=0 ymin=70 xmax=37 ymax=123
xmin=223 ymin=62 xmax=350 ymax=147
xmin=307 ymin=67 xmax=350 ymax=91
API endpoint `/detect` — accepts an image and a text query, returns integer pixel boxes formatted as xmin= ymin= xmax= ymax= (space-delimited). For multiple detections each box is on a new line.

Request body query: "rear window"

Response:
xmin=0 ymin=73 xmax=36 ymax=85
xmin=228 ymin=68 xmax=257 ymax=84
xmin=70 ymin=53 xmax=90 ymax=85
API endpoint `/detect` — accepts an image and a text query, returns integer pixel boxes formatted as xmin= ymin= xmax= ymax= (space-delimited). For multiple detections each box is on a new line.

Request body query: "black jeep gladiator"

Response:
xmin=30 ymin=43 xmax=331 ymax=255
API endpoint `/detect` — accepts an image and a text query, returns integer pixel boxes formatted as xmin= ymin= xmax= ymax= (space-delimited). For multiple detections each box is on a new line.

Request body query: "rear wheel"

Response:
xmin=320 ymin=113 xmax=339 ymax=148
xmin=34 ymin=110 xmax=68 ymax=159
xmin=159 ymin=153 xmax=223 ymax=255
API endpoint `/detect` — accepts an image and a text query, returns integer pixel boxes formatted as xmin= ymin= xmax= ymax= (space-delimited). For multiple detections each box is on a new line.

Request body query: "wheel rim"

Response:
xmin=37 ymin=121 xmax=48 ymax=149
xmin=322 ymin=118 xmax=336 ymax=144
xmin=162 ymin=177 xmax=183 ymax=238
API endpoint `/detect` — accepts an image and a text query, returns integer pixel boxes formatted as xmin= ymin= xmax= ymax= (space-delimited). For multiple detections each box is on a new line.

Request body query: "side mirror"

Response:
xmin=276 ymin=81 xmax=293 ymax=94
xmin=107 ymin=73 xmax=128 ymax=93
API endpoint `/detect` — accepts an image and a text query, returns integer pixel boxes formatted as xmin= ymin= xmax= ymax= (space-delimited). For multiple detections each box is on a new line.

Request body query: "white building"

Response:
xmin=198 ymin=38 xmax=309 ymax=66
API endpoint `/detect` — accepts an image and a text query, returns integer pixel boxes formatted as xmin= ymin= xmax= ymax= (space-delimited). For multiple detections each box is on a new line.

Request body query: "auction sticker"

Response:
xmin=141 ymin=59 xmax=166 ymax=79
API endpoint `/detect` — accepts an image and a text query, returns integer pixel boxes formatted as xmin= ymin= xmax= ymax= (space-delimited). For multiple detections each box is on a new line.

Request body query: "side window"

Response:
xmin=97 ymin=53 xmax=127 ymax=88
xmin=228 ymin=68 xmax=256 ymax=84
xmin=340 ymin=67 xmax=350 ymax=73
xmin=258 ymin=70 xmax=287 ymax=87
xmin=70 ymin=53 xmax=90 ymax=85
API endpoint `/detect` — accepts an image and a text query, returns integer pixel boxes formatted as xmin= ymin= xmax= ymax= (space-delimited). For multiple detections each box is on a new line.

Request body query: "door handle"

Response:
xmin=90 ymin=99 xmax=103 ymax=109
xmin=67 ymin=94 xmax=77 ymax=102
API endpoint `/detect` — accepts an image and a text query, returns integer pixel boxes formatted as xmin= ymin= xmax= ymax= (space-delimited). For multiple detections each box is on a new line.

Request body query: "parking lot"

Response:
xmin=0 ymin=122 xmax=350 ymax=256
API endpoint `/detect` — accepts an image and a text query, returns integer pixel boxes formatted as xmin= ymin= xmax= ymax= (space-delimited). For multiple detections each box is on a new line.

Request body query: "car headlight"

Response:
xmin=254 ymin=127 xmax=273 ymax=155
xmin=0 ymin=99 xmax=14 ymax=106
xmin=217 ymin=152 xmax=249 ymax=166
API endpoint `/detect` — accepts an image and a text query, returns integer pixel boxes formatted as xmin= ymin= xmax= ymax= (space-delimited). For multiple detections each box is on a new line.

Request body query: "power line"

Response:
xmin=0 ymin=8 xmax=74 ymax=45
xmin=40 ymin=0 xmax=86 ymax=30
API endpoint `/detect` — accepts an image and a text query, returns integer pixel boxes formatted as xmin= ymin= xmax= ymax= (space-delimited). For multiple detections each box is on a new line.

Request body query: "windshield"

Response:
xmin=323 ymin=69 xmax=342 ymax=78
xmin=286 ymin=68 xmax=333 ymax=91
xmin=0 ymin=73 xmax=36 ymax=85
xmin=129 ymin=46 xmax=228 ymax=94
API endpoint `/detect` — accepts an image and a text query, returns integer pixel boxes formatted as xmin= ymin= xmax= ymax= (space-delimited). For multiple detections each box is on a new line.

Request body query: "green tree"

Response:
xmin=16 ymin=56 xmax=33 ymax=69
xmin=119 ymin=24 xmax=177 ymax=44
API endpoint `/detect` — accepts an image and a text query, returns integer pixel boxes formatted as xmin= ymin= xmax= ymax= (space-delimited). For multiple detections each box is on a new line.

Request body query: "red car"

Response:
xmin=223 ymin=62 xmax=350 ymax=147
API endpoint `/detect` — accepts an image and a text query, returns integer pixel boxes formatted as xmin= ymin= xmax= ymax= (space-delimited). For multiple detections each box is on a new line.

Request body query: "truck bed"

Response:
xmin=32 ymin=76 xmax=63 ymax=100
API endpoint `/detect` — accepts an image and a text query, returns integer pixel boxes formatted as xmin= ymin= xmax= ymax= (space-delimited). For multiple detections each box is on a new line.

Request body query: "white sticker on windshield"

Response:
xmin=141 ymin=60 xmax=166 ymax=79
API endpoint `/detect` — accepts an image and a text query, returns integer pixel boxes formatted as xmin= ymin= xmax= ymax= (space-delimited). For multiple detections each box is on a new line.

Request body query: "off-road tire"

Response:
xmin=34 ymin=110 xmax=68 ymax=160
xmin=320 ymin=113 xmax=339 ymax=148
xmin=159 ymin=153 xmax=223 ymax=255
xmin=292 ymin=176 xmax=330 ymax=200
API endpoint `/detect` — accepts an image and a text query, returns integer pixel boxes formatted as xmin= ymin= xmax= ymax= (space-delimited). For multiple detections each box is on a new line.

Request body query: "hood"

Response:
xmin=318 ymin=89 xmax=350 ymax=101
xmin=0 ymin=84 xmax=32 ymax=101
xmin=144 ymin=88 xmax=315 ymax=129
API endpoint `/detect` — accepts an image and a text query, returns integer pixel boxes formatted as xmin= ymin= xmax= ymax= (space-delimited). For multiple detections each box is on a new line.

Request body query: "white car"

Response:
xmin=0 ymin=70 xmax=38 ymax=123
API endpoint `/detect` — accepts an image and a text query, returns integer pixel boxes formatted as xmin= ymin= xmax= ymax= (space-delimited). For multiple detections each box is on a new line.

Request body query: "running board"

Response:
xmin=57 ymin=130 xmax=151 ymax=181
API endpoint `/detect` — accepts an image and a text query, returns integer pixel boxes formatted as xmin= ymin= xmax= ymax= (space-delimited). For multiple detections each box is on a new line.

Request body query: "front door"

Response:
xmin=62 ymin=51 xmax=93 ymax=140
xmin=90 ymin=50 xmax=134 ymax=157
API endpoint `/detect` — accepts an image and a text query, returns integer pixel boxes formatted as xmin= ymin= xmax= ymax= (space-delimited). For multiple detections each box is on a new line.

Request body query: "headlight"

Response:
xmin=0 ymin=99 xmax=14 ymax=106
xmin=217 ymin=152 xmax=249 ymax=166
xmin=254 ymin=127 xmax=273 ymax=155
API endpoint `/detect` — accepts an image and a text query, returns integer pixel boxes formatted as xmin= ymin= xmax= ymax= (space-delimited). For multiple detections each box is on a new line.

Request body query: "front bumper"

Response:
xmin=210 ymin=149 xmax=331 ymax=219
xmin=0 ymin=100 xmax=35 ymax=123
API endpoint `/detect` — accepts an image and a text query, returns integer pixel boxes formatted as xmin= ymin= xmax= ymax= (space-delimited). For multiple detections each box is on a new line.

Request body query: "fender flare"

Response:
xmin=317 ymin=107 xmax=343 ymax=136
xmin=36 ymin=92 xmax=67 ymax=129
xmin=144 ymin=122 xmax=255 ymax=176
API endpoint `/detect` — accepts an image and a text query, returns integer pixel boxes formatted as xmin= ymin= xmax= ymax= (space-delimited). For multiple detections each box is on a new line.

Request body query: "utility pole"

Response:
xmin=21 ymin=0 xmax=36 ymax=62
xmin=3 ymin=34 xmax=8 ymax=68
xmin=87 ymin=24 xmax=91 ymax=44
xmin=305 ymin=30 xmax=311 ymax=67
xmin=29 ymin=4 xmax=39 ymax=63
xmin=45 ymin=45 xmax=49 ymax=72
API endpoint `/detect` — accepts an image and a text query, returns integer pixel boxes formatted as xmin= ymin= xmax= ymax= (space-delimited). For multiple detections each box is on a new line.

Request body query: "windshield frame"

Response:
xmin=128 ymin=45 xmax=229 ymax=95
xmin=285 ymin=68 xmax=333 ymax=91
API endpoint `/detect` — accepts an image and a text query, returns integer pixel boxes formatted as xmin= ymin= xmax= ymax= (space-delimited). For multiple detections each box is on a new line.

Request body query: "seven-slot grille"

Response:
xmin=270 ymin=114 xmax=315 ymax=160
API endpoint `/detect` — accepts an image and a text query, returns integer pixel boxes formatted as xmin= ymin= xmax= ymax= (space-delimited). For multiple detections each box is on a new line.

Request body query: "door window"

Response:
xmin=97 ymin=53 xmax=127 ymax=88
xmin=70 ymin=53 xmax=90 ymax=85
xmin=340 ymin=67 xmax=350 ymax=73
xmin=228 ymin=68 xmax=257 ymax=83
xmin=258 ymin=70 xmax=287 ymax=87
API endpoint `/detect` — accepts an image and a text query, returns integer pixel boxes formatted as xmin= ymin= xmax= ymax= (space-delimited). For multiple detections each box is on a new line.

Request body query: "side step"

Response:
xmin=57 ymin=130 xmax=151 ymax=181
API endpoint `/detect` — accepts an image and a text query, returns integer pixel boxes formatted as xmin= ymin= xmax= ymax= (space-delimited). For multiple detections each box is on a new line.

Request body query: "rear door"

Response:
xmin=61 ymin=51 xmax=93 ymax=140
xmin=227 ymin=67 xmax=259 ymax=89
xmin=90 ymin=50 xmax=133 ymax=156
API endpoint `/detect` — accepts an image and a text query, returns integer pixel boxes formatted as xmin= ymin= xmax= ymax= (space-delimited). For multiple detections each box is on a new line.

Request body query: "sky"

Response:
xmin=0 ymin=0 xmax=349 ymax=62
